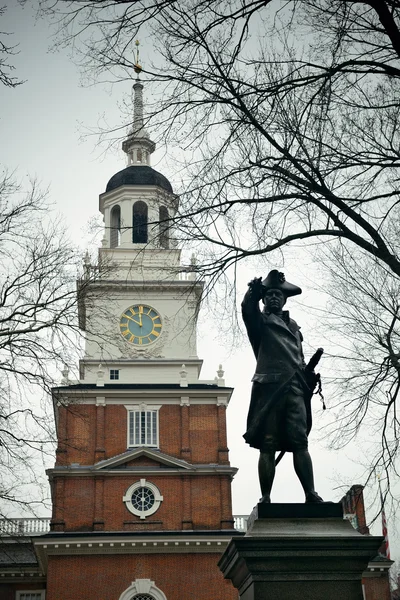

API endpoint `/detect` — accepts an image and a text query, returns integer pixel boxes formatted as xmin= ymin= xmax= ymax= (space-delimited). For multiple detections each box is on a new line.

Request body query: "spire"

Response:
xmin=122 ymin=40 xmax=156 ymax=166
xmin=133 ymin=80 xmax=144 ymax=134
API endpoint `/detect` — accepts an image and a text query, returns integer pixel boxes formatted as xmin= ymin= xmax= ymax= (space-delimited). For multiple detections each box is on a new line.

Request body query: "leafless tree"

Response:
xmin=0 ymin=170 xmax=95 ymax=516
xmin=0 ymin=5 xmax=23 ymax=88
xmin=307 ymin=243 xmax=400 ymax=505
xmin=39 ymin=1 xmax=400 ymax=280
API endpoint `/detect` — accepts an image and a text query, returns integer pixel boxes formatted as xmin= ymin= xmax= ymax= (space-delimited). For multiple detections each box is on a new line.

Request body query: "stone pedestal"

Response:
xmin=219 ymin=503 xmax=382 ymax=600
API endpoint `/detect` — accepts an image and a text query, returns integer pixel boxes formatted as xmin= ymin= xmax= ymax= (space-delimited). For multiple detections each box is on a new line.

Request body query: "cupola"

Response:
xmin=99 ymin=49 xmax=176 ymax=251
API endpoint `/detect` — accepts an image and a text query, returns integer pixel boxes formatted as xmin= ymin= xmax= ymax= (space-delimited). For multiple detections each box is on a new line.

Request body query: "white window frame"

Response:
xmin=119 ymin=579 xmax=167 ymax=600
xmin=126 ymin=404 xmax=161 ymax=448
xmin=123 ymin=479 xmax=163 ymax=519
xmin=16 ymin=592 xmax=46 ymax=600
xmin=110 ymin=368 xmax=120 ymax=380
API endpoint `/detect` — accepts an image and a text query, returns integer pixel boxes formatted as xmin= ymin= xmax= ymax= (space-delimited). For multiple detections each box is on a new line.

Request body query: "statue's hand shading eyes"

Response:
xmin=247 ymin=277 xmax=263 ymax=300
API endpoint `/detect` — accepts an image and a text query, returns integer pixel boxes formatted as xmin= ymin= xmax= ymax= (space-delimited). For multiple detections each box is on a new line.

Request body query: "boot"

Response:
xmin=305 ymin=490 xmax=324 ymax=503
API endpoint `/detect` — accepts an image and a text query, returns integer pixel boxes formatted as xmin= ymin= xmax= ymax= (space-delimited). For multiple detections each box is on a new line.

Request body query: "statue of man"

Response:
xmin=241 ymin=269 xmax=323 ymax=504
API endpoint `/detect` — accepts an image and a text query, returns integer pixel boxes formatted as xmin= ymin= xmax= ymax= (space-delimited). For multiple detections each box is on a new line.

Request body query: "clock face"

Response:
xmin=120 ymin=304 xmax=162 ymax=345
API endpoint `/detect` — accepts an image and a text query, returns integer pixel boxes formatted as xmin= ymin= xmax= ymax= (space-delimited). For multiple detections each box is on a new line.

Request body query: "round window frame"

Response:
xmin=123 ymin=479 xmax=163 ymax=519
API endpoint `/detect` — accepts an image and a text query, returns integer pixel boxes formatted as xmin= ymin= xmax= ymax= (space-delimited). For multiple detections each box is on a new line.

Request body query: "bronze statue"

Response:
xmin=242 ymin=269 xmax=324 ymax=504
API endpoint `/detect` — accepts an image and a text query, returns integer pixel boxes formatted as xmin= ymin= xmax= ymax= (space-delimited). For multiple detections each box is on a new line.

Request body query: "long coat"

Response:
xmin=241 ymin=288 xmax=313 ymax=451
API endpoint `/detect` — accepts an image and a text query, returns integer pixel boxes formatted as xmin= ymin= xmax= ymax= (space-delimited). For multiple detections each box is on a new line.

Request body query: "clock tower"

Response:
xmin=33 ymin=76 xmax=240 ymax=600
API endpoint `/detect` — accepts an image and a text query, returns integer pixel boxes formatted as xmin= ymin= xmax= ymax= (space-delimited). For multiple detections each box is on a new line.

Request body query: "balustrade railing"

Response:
xmin=233 ymin=515 xmax=248 ymax=532
xmin=0 ymin=517 xmax=50 ymax=536
xmin=0 ymin=516 xmax=248 ymax=536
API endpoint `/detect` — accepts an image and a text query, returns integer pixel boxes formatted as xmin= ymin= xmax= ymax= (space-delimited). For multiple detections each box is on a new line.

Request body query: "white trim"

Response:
xmin=93 ymin=447 xmax=192 ymax=470
xmin=48 ymin=465 xmax=237 ymax=478
xmin=126 ymin=406 xmax=161 ymax=448
xmin=61 ymin=397 xmax=230 ymax=406
xmin=54 ymin=386 xmax=232 ymax=406
xmin=109 ymin=368 xmax=120 ymax=380
xmin=124 ymin=404 xmax=162 ymax=411
xmin=123 ymin=479 xmax=163 ymax=519
xmin=119 ymin=579 xmax=167 ymax=600
xmin=362 ymin=583 xmax=366 ymax=600
xmin=33 ymin=535 xmax=231 ymax=571
xmin=16 ymin=592 xmax=45 ymax=600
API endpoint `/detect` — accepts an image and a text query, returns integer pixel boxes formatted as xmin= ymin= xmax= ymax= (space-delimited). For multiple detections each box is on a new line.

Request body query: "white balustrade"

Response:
xmin=0 ymin=515 xmax=248 ymax=535
xmin=233 ymin=515 xmax=248 ymax=532
xmin=0 ymin=517 xmax=50 ymax=536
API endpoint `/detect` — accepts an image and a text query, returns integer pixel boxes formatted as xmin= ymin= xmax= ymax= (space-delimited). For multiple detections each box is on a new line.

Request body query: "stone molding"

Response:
xmin=34 ymin=534 xmax=234 ymax=572
xmin=119 ymin=579 xmax=167 ymax=600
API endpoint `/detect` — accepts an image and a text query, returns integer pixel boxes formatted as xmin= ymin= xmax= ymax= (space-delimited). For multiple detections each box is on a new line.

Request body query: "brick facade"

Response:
xmin=55 ymin=403 xmax=226 ymax=467
xmin=46 ymin=554 xmax=235 ymax=600
xmin=342 ymin=485 xmax=393 ymax=600
xmin=36 ymin=378 xmax=239 ymax=600
xmin=50 ymin=400 xmax=235 ymax=534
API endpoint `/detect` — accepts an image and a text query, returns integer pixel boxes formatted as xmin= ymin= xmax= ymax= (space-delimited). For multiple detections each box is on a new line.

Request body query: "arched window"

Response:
xmin=132 ymin=201 xmax=148 ymax=243
xmin=159 ymin=206 xmax=169 ymax=249
xmin=118 ymin=579 xmax=167 ymax=600
xmin=110 ymin=205 xmax=121 ymax=248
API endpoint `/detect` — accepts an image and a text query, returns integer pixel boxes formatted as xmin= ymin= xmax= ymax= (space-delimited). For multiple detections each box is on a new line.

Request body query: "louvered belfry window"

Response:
xmin=132 ymin=201 xmax=148 ymax=243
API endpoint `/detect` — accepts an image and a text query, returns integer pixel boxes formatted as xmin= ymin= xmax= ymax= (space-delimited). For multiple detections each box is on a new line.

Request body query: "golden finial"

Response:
xmin=134 ymin=39 xmax=142 ymax=75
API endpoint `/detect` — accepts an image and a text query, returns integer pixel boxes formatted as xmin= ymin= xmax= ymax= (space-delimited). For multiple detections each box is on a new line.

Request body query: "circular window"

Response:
xmin=131 ymin=487 xmax=155 ymax=512
xmin=123 ymin=479 xmax=163 ymax=519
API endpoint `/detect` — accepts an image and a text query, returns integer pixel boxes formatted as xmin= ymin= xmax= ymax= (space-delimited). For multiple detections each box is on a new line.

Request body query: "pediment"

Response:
xmin=94 ymin=447 xmax=192 ymax=471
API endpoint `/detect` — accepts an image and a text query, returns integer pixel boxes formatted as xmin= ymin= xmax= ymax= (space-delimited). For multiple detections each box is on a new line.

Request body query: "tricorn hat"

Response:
xmin=261 ymin=270 xmax=302 ymax=298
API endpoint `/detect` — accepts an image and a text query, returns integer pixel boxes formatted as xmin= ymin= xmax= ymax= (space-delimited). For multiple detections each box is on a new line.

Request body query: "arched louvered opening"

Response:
xmin=110 ymin=205 xmax=121 ymax=248
xmin=159 ymin=206 xmax=169 ymax=249
xmin=132 ymin=201 xmax=148 ymax=243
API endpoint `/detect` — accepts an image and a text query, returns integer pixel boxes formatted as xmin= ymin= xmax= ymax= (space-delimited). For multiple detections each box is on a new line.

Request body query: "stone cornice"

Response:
xmin=47 ymin=465 xmax=238 ymax=479
xmin=52 ymin=385 xmax=233 ymax=405
xmin=99 ymin=185 xmax=177 ymax=212
xmin=0 ymin=567 xmax=46 ymax=582
xmin=84 ymin=279 xmax=203 ymax=292
xmin=33 ymin=531 xmax=241 ymax=572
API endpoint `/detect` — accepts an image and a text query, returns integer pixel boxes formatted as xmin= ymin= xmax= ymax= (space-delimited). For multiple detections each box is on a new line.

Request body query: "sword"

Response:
xmin=275 ymin=347 xmax=324 ymax=467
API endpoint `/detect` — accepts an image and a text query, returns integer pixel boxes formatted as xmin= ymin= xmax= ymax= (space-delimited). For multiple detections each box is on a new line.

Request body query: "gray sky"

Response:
xmin=1 ymin=1 xmax=397 ymax=558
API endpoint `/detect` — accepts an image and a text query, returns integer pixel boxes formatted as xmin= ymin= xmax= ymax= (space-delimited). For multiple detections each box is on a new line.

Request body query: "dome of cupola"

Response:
xmin=105 ymin=165 xmax=173 ymax=194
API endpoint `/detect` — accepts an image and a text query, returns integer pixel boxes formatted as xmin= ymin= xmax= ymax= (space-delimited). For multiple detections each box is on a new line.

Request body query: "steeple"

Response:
xmin=122 ymin=41 xmax=156 ymax=166
xmin=100 ymin=41 xmax=175 ymax=251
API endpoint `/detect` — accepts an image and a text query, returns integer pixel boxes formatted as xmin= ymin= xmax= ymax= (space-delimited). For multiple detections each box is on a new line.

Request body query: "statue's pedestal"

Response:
xmin=219 ymin=503 xmax=382 ymax=600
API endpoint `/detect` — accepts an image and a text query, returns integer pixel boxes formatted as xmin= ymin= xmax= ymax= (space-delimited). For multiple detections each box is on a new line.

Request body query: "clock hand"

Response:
xmin=124 ymin=315 xmax=142 ymax=326
xmin=139 ymin=313 xmax=142 ymax=327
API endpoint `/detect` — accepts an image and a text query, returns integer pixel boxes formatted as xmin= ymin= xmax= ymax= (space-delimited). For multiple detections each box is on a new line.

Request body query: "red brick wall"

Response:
xmin=56 ymin=403 xmax=227 ymax=466
xmin=363 ymin=574 xmax=392 ymax=600
xmin=53 ymin=472 xmax=233 ymax=531
xmin=342 ymin=485 xmax=391 ymax=600
xmin=341 ymin=484 xmax=369 ymax=534
xmin=46 ymin=553 xmax=238 ymax=600
xmin=52 ymin=399 xmax=232 ymax=532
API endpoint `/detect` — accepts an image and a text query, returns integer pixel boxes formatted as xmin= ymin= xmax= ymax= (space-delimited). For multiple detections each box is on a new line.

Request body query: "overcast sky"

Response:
xmin=1 ymin=1 xmax=397 ymax=559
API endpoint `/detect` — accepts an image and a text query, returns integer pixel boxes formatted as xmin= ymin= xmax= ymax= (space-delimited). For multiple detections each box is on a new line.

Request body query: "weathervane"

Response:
xmin=134 ymin=39 xmax=142 ymax=77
